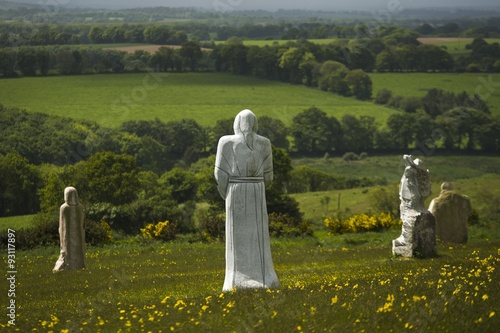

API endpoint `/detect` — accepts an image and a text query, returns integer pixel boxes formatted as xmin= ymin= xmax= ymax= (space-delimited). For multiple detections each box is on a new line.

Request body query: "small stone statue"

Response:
xmin=53 ymin=187 xmax=86 ymax=272
xmin=215 ymin=109 xmax=280 ymax=291
xmin=429 ymin=182 xmax=471 ymax=243
xmin=393 ymin=155 xmax=436 ymax=258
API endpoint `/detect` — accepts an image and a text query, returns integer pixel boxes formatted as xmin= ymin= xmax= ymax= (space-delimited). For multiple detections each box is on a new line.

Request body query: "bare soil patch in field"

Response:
xmin=103 ymin=44 xmax=211 ymax=53
xmin=417 ymin=37 xmax=474 ymax=44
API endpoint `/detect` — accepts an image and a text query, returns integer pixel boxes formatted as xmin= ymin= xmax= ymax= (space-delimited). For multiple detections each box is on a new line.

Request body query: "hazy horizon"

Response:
xmin=7 ymin=0 xmax=500 ymax=11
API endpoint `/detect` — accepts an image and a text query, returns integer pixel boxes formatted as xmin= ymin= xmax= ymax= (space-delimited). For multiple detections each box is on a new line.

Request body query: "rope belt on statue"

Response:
xmin=228 ymin=177 xmax=264 ymax=183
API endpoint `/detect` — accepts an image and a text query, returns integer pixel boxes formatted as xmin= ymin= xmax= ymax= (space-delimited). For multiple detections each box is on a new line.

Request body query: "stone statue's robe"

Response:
xmin=215 ymin=132 xmax=280 ymax=291
xmin=53 ymin=187 xmax=86 ymax=272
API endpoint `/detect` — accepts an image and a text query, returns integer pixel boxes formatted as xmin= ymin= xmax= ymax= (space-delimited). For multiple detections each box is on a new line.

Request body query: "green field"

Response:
xmin=0 ymin=215 xmax=34 ymax=232
xmin=0 ymin=73 xmax=397 ymax=128
xmin=370 ymin=73 xmax=500 ymax=116
xmin=291 ymin=154 xmax=500 ymax=222
xmin=417 ymin=38 xmax=500 ymax=56
xmin=1 ymin=230 xmax=498 ymax=332
xmin=214 ymin=39 xmax=340 ymax=46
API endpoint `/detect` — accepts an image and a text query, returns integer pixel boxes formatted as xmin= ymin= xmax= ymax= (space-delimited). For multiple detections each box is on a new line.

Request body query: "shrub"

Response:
xmin=388 ymin=95 xmax=404 ymax=109
xmin=400 ymin=97 xmax=422 ymax=113
xmin=359 ymin=152 xmax=368 ymax=160
xmin=194 ymin=207 xmax=225 ymax=241
xmin=140 ymin=220 xmax=177 ymax=241
xmin=86 ymin=198 xmax=183 ymax=234
xmin=85 ymin=220 xmax=113 ymax=246
xmin=369 ymin=186 xmax=400 ymax=217
xmin=0 ymin=213 xmax=112 ymax=249
xmin=268 ymin=212 xmax=313 ymax=237
xmin=466 ymin=63 xmax=481 ymax=73
xmin=374 ymin=88 xmax=392 ymax=105
xmin=324 ymin=212 xmax=401 ymax=235
xmin=342 ymin=152 xmax=359 ymax=161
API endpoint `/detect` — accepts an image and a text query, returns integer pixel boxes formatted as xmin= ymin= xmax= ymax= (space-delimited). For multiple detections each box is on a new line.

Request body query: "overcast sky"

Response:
xmin=14 ymin=0 xmax=500 ymax=11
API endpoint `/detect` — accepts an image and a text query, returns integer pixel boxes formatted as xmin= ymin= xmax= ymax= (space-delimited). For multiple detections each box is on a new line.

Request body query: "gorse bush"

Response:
xmin=85 ymin=220 xmax=113 ymax=246
xmin=140 ymin=220 xmax=177 ymax=241
xmin=324 ymin=212 xmax=401 ymax=235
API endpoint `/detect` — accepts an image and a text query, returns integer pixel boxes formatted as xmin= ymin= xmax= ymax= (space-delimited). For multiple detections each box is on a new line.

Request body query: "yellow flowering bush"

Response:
xmin=324 ymin=212 xmax=401 ymax=235
xmin=140 ymin=220 xmax=177 ymax=241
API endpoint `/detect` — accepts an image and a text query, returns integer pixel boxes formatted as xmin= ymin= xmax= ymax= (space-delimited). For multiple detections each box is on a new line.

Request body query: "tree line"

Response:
xmin=1 ymin=94 xmax=498 ymax=217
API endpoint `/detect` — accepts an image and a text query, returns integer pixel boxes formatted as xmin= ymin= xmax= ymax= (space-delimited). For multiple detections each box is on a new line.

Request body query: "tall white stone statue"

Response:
xmin=429 ymin=182 xmax=471 ymax=243
xmin=392 ymin=155 xmax=436 ymax=258
xmin=53 ymin=187 xmax=86 ymax=272
xmin=215 ymin=109 xmax=280 ymax=291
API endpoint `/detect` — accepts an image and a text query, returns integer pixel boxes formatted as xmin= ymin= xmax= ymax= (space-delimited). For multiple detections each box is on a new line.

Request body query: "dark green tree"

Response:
xmin=180 ymin=41 xmax=203 ymax=71
xmin=159 ymin=167 xmax=198 ymax=204
xmin=17 ymin=47 xmax=37 ymax=76
xmin=291 ymin=107 xmax=342 ymax=153
xmin=345 ymin=69 xmax=372 ymax=100
xmin=0 ymin=154 xmax=40 ymax=216
xmin=83 ymin=152 xmax=140 ymax=205
xmin=257 ymin=116 xmax=289 ymax=150
xmin=340 ymin=115 xmax=376 ymax=152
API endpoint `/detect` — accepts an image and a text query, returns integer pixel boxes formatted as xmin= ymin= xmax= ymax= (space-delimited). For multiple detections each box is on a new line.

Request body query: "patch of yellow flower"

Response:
xmin=324 ymin=212 xmax=401 ymax=235
xmin=140 ymin=220 xmax=177 ymax=241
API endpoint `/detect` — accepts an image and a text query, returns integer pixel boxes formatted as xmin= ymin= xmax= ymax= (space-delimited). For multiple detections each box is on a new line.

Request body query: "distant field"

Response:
xmin=292 ymin=154 xmax=500 ymax=222
xmin=102 ymin=44 xmax=212 ymax=53
xmin=215 ymin=39 xmax=339 ymax=46
xmin=0 ymin=214 xmax=34 ymax=231
xmin=370 ymin=73 xmax=500 ymax=116
xmin=417 ymin=38 xmax=500 ymax=55
xmin=0 ymin=72 xmax=398 ymax=128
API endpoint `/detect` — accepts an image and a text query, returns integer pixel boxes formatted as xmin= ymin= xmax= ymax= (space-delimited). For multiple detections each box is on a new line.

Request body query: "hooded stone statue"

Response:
xmin=215 ymin=109 xmax=280 ymax=291
xmin=53 ymin=187 xmax=86 ymax=272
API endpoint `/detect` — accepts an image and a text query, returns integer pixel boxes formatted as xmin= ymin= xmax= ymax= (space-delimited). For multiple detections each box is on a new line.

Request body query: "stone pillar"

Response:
xmin=392 ymin=155 xmax=436 ymax=258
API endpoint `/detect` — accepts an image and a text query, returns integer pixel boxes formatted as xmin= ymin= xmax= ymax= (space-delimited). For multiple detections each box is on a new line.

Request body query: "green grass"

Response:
xmin=1 ymin=231 xmax=498 ymax=332
xmin=0 ymin=215 xmax=34 ymax=232
xmin=423 ymin=38 xmax=500 ymax=57
xmin=0 ymin=72 xmax=398 ymax=128
xmin=292 ymin=173 xmax=500 ymax=223
xmin=293 ymin=154 xmax=500 ymax=184
xmin=370 ymin=73 xmax=500 ymax=117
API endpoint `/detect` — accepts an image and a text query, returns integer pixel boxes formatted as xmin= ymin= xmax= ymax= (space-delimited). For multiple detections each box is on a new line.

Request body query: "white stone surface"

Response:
xmin=215 ymin=109 xmax=280 ymax=291
xmin=53 ymin=187 xmax=86 ymax=272
xmin=393 ymin=155 xmax=436 ymax=257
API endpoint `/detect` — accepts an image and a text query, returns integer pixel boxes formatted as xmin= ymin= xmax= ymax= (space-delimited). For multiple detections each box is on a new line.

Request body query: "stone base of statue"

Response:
xmin=393 ymin=210 xmax=436 ymax=258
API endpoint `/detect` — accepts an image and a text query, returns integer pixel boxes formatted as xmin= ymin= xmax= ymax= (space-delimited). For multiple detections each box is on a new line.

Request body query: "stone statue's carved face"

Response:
xmin=64 ymin=187 xmax=79 ymax=205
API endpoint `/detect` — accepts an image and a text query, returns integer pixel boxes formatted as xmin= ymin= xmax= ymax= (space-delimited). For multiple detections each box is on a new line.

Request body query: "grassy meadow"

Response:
xmin=370 ymin=73 xmax=500 ymax=116
xmin=1 ymin=67 xmax=499 ymax=331
xmin=1 ymin=229 xmax=498 ymax=332
xmin=0 ymin=73 xmax=398 ymax=128
xmin=291 ymin=154 xmax=500 ymax=222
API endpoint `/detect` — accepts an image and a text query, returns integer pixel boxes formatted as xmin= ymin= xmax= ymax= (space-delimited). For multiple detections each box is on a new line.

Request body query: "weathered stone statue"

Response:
xmin=392 ymin=155 xmax=436 ymax=258
xmin=53 ymin=187 xmax=86 ymax=272
xmin=215 ymin=109 xmax=280 ymax=291
xmin=429 ymin=182 xmax=471 ymax=243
